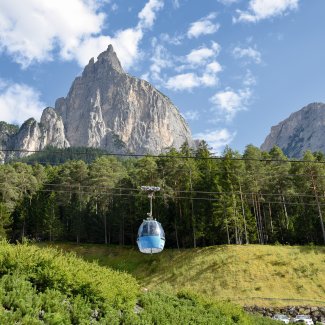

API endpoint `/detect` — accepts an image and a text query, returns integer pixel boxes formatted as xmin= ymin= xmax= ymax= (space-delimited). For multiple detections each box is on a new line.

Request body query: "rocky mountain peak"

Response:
xmin=81 ymin=45 xmax=124 ymax=80
xmin=261 ymin=102 xmax=325 ymax=157
xmin=96 ymin=44 xmax=124 ymax=74
xmin=0 ymin=44 xmax=193 ymax=161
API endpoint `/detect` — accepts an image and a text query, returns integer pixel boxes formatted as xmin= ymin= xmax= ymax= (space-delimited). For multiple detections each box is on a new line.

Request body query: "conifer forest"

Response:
xmin=1 ymin=143 xmax=325 ymax=247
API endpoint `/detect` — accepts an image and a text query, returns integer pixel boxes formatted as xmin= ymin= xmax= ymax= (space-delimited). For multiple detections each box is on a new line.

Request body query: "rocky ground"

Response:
xmin=245 ymin=305 xmax=325 ymax=323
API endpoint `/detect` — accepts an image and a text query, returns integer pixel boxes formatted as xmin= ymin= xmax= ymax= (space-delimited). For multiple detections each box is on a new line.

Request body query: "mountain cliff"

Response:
xmin=261 ymin=102 xmax=325 ymax=157
xmin=0 ymin=45 xmax=193 ymax=161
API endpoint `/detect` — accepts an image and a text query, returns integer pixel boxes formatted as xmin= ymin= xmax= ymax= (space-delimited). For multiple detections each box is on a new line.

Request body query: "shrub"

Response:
xmin=0 ymin=241 xmax=138 ymax=323
xmin=124 ymin=288 xmax=279 ymax=325
xmin=0 ymin=242 xmax=279 ymax=324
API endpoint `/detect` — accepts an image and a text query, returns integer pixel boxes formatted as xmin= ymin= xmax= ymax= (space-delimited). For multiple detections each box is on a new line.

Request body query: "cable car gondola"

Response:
xmin=137 ymin=219 xmax=165 ymax=254
xmin=137 ymin=186 xmax=165 ymax=254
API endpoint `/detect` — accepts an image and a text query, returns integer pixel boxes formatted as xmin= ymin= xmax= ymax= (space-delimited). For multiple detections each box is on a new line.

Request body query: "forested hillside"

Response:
xmin=1 ymin=143 xmax=325 ymax=246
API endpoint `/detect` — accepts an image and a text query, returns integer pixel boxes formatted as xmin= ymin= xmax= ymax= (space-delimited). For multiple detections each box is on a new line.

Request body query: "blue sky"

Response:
xmin=1 ymin=0 xmax=325 ymax=154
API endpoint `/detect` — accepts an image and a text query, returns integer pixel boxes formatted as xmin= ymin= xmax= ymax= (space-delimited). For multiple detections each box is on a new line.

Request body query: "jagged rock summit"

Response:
xmin=0 ymin=45 xmax=193 ymax=161
xmin=261 ymin=102 xmax=325 ymax=158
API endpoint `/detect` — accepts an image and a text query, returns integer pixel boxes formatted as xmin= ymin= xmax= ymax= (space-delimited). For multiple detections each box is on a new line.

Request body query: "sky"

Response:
xmin=1 ymin=0 xmax=325 ymax=154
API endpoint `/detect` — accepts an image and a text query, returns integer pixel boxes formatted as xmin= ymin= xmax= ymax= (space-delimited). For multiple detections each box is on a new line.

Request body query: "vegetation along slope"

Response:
xmin=46 ymin=243 xmax=325 ymax=307
xmin=0 ymin=242 xmax=277 ymax=324
xmin=1 ymin=144 xmax=325 ymax=322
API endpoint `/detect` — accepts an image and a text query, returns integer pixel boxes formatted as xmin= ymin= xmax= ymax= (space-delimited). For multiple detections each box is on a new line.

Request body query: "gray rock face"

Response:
xmin=0 ymin=44 xmax=193 ymax=161
xmin=1 ymin=108 xmax=69 ymax=162
xmin=261 ymin=102 xmax=325 ymax=157
xmin=39 ymin=107 xmax=70 ymax=149
xmin=55 ymin=44 xmax=193 ymax=154
xmin=0 ymin=122 xmax=19 ymax=162
xmin=0 ymin=122 xmax=19 ymax=147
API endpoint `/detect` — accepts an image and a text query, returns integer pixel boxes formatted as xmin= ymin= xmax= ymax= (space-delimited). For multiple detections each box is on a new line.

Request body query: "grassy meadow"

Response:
xmin=41 ymin=243 xmax=325 ymax=307
xmin=0 ymin=241 xmax=278 ymax=324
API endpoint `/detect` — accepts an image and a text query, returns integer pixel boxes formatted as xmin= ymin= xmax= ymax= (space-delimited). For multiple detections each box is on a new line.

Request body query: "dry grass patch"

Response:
xmin=41 ymin=243 xmax=325 ymax=306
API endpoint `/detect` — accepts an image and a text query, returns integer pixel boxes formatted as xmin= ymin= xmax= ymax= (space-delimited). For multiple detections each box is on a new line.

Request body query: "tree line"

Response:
xmin=1 ymin=143 xmax=325 ymax=247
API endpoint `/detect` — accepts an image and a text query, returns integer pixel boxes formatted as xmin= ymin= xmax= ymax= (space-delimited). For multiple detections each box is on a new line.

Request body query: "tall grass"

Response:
xmin=0 ymin=242 xmax=280 ymax=324
xmin=47 ymin=243 xmax=325 ymax=306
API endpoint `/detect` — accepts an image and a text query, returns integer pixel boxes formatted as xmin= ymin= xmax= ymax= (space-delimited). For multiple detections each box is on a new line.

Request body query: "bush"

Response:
xmin=0 ymin=241 xmax=138 ymax=323
xmin=0 ymin=242 xmax=279 ymax=324
xmin=124 ymin=288 xmax=279 ymax=325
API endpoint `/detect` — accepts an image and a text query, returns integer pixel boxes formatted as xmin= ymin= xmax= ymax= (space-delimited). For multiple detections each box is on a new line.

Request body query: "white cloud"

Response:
xmin=73 ymin=28 xmax=143 ymax=69
xmin=0 ymin=81 xmax=45 ymax=125
xmin=72 ymin=0 xmax=163 ymax=69
xmin=210 ymin=88 xmax=251 ymax=120
xmin=0 ymin=0 xmax=105 ymax=68
xmin=165 ymin=73 xmax=201 ymax=91
xmin=160 ymin=33 xmax=183 ymax=45
xmin=182 ymin=110 xmax=199 ymax=121
xmin=140 ymin=72 xmax=150 ymax=81
xmin=145 ymin=38 xmax=222 ymax=90
xmin=165 ymin=60 xmax=222 ymax=90
xmin=206 ymin=61 xmax=223 ymax=73
xmin=187 ymin=12 xmax=220 ymax=39
xmin=243 ymin=69 xmax=257 ymax=86
xmin=232 ymin=46 xmax=262 ymax=64
xmin=172 ymin=0 xmax=180 ymax=9
xmin=75 ymin=0 xmax=164 ymax=69
xmin=194 ymin=129 xmax=236 ymax=154
xmin=199 ymin=73 xmax=218 ymax=87
xmin=138 ymin=0 xmax=164 ymax=29
xmin=186 ymin=42 xmax=221 ymax=65
xmin=146 ymin=39 xmax=222 ymax=91
xmin=175 ymin=42 xmax=221 ymax=72
xmin=165 ymin=64 xmax=222 ymax=90
xmin=149 ymin=40 xmax=173 ymax=82
xmin=0 ymin=0 xmax=163 ymax=70
xmin=234 ymin=0 xmax=299 ymax=23
xmin=164 ymin=43 xmax=222 ymax=91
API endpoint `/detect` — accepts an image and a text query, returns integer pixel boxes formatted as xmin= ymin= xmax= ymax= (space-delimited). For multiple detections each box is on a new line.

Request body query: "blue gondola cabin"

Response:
xmin=137 ymin=219 xmax=165 ymax=254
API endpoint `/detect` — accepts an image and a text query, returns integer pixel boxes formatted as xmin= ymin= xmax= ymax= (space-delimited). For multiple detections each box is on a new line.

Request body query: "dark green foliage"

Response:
xmin=0 ymin=121 xmax=19 ymax=135
xmin=123 ymin=289 xmax=279 ymax=325
xmin=16 ymin=146 xmax=113 ymax=165
xmin=0 ymin=241 xmax=138 ymax=323
xmin=112 ymin=133 xmax=126 ymax=149
xmin=1 ymin=144 xmax=325 ymax=246
xmin=0 ymin=203 xmax=11 ymax=239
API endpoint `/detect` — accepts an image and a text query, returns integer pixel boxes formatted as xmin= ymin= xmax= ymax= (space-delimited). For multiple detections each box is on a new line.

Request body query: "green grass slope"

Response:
xmin=0 ymin=242 xmax=279 ymax=324
xmin=46 ymin=243 xmax=325 ymax=306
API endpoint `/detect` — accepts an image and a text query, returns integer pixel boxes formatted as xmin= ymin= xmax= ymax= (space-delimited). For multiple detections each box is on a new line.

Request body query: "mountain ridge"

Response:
xmin=0 ymin=45 xmax=194 ymax=162
xmin=261 ymin=102 xmax=325 ymax=157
